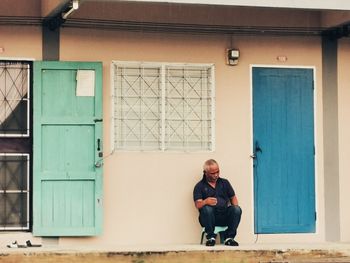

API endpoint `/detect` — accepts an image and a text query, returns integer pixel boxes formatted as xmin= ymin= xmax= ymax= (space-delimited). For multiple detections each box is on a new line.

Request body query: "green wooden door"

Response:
xmin=33 ymin=61 xmax=103 ymax=236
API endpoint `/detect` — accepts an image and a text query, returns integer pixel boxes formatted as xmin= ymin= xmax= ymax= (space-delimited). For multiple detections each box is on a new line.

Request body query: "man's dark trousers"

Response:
xmin=199 ymin=205 xmax=242 ymax=240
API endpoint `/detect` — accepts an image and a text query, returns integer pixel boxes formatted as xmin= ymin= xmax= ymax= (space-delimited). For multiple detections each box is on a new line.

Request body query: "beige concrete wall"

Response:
xmin=0 ymin=26 xmax=42 ymax=59
xmin=338 ymin=38 xmax=350 ymax=242
xmin=0 ymin=22 xmax=329 ymax=247
xmin=0 ymin=5 xmax=349 ymax=248
xmin=0 ymin=0 xmax=41 ymax=16
xmin=55 ymin=28 xmax=325 ymax=246
xmin=41 ymin=0 xmax=69 ymax=17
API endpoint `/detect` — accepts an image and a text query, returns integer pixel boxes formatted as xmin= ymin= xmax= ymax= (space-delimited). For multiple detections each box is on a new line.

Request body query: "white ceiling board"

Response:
xmin=101 ymin=0 xmax=350 ymax=10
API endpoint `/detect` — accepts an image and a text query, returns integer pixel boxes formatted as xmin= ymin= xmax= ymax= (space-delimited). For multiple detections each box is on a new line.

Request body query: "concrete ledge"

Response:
xmin=2 ymin=244 xmax=350 ymax=263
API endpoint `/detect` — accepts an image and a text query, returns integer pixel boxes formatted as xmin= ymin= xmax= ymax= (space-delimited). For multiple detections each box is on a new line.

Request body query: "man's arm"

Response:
xmin=225 ymin=179 xmax=238 ymax=206
xmin=195 ymin=197 xmax=217 ymax=209
xmin=230 ymin=195 xmax=239 ymax=206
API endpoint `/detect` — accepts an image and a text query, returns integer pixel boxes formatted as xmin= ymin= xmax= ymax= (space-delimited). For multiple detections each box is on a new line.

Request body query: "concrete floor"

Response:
xmin=2 ymin=243 xmax=350 ymax=263
xmin=4 ymin=242 xmax=350 ymax=252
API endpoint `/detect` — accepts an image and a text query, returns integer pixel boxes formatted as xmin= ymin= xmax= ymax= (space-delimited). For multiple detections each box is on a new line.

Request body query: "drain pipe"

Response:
xmin=42 ymin=0 xmax=80 ymax=60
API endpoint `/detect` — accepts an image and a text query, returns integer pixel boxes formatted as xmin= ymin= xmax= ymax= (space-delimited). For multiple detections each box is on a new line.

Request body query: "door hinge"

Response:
xmin=314 ymin=145 xmax=315 ymax=155
xmin=315 ymin=211 xmax=317 ymax=221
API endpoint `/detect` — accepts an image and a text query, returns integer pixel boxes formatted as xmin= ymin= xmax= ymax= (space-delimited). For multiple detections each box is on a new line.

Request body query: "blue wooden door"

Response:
xmin=253 ymin=67 xmax=315 ymax=233
xmin=33 ymin=61 xmax=103 ymax=236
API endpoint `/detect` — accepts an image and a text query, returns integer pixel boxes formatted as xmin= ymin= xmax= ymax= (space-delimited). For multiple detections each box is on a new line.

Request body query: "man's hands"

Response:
xmin=204 ymin=197 xmax=217 ymax=206
xmin=195 ymin=197 xmax=217 ymax=209
xmin=195 ymin=196 xmax=238 ymax=209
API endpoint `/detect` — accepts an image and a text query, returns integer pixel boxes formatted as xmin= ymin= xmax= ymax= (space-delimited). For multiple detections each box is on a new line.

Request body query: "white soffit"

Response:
xmin=119 ymin=0 xmax=350 ymax=10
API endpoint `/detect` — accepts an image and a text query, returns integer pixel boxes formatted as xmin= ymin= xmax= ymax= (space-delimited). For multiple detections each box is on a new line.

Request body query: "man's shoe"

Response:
xmin=205 ymin=237 xmax=216 ymax=246
xmin=224 ymin=238 xmax=239 ymax=246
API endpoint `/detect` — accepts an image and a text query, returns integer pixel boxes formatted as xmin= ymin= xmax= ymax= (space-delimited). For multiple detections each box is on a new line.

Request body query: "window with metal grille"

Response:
xmin=0 ymin=154 xmax=29 ymax=230
xmin=0 ymin=61 xmax=31 ymax=231
xmin=0 ymin=62 xmax=30 ymax=136
xmin=112 ymin=62 xmax=215 ymax=151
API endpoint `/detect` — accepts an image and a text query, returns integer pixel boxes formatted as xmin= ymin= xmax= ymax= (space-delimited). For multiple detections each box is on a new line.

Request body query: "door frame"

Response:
xmin=249 ymin=64 xmax=318 ymax=235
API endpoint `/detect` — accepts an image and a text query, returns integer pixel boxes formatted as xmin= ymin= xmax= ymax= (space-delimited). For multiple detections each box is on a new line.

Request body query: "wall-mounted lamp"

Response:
xmin=227 ymin=49 xmax=240 ymax=66
xmin=62 ymin=0 xmax=79 ymax=20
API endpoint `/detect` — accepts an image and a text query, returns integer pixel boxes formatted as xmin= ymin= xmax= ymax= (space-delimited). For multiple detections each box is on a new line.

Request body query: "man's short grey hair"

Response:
xmin=203 ymin=159 xmax=218 ymax=172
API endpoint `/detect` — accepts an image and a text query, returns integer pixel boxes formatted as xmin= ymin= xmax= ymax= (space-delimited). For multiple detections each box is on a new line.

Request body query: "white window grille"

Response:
xmin=112 ymin=62 xmax=215 ymax=151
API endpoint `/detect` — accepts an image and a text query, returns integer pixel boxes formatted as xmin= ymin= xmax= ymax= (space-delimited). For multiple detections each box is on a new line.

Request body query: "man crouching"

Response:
xmin=193 ymin=159 xmax=242 ymax=246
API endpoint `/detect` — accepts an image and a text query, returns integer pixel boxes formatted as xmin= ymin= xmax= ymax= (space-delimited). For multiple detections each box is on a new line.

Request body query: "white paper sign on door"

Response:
xmin=76 ymin=70 xmax=95 ymax=97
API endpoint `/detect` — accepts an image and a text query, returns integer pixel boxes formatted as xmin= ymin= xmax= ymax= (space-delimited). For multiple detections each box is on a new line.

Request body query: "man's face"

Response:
xmin=205 ymin=164 xmax=220 ymax=183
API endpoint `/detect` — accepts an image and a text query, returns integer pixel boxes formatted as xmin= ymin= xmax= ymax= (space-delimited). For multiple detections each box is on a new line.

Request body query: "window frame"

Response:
xmin=0 ymin=61 xmax=30 ymax=137
xmin=111 ymin=61 xmax=215 ymax=152
xmin=0 ymin=59 xmax=32 ymax=232
xmin=0 ymin=153 xmax=30 ymax=230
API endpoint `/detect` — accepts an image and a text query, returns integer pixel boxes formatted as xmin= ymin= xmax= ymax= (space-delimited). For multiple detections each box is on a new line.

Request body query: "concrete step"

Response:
xmin=2 ymin=247 xmax=350 ymax=263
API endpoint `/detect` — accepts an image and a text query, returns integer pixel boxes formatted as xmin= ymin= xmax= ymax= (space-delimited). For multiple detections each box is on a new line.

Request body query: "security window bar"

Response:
xmin=0 ymin=154 xmax=29 ymax=230
xmin=0 ymin=62 xmax=30 ymax=137
xmin=114 ymin=65 xmax=162 ymax=150
xmin=165 ymin=66 xmax=213 ymax=151
xmin=113 ymin=62 xmax=214 ymax=151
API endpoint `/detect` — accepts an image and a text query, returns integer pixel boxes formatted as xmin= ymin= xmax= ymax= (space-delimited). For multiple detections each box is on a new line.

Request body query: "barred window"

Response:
xmin=112 ymin=62 xmax=215 ymax=151
xmin=0 ymin=154 xmax=29 ymax=230
xmin=0 ymin=62 xmax=30 ymax=137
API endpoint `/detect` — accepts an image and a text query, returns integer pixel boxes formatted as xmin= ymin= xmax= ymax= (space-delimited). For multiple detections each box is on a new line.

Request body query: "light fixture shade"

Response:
xmin=227 ymin=49 xmax=240 ymax=66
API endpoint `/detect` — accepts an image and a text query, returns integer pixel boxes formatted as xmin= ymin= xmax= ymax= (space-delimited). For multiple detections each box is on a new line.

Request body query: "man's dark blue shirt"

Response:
xmin=193 ymin=175 xmax=235 ymax=209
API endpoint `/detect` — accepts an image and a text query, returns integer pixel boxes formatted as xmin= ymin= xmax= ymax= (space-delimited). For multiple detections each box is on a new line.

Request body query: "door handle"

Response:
xmin=94 ymin=118 xmax=103 ymax=123
xmin=251 ymin=140 xmax=262 ymax=159
xmin=97 ymin=138 xmax=101 ymax=151
xmin=95 ymin=139 xmax=103 ymax=168
xmin=255 ymin=141 xmax=262 ymax=153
